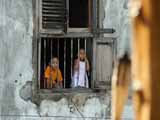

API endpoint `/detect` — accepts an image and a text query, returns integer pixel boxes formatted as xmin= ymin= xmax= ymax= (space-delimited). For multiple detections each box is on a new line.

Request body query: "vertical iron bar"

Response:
xmin=71 ymin=38 xmax=73 ymax=84
xmin=50 ymin=38 xmax=53 ymax=88
xmin=51 ymin=39 xmax=53 ymax=61
xmin=44 ymin=38 xmax=46 ymax=88
xmin=57 ymin=38 xmax=60 ymax=88
xmin=38 ymin=38 xmax=41 ymax=89
xmin=64 ymin=39 xmax=66 ymax=88
xmin=85 ymin=38 xmax=87 ymax=53
xmin=78 ymin=38 xmax=80 ymax=57
xmin=58 ymin=38 xmax=59 ymax=59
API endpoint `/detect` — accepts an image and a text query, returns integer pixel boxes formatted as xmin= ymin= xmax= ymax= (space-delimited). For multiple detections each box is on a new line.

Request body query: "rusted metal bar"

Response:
xmin=44 ymin=38 xmax=47 ymax=88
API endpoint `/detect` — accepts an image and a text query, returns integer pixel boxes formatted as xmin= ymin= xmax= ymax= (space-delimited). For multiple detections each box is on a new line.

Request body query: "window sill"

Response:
xmin=38 ymin=88 xmax=107 ymax=94
xmin=40 ymin=31 xmax=93 ymax=38
xmin=32 ymin=88 xmax=110 ymax=105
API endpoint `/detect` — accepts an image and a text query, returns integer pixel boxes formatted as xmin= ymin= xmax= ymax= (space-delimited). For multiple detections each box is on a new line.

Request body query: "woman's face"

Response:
xmin=51 ymin=58 xmax=59 ymax=69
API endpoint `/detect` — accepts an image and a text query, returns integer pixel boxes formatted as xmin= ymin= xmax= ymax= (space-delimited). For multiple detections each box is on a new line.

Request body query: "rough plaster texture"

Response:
xmin=0 ymin=0 xmax=131 ymax=119
xmin=103 ymin=1 xmax=134 ymax=119
xmin=103 ymin=0 xmax=131 ymax=58
xmin=0 ymin=0 xmax=38 ymax=119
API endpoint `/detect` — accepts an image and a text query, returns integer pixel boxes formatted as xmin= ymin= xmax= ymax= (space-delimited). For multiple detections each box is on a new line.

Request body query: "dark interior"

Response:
xmin=69 ymin=0 xmax=89 ymax=28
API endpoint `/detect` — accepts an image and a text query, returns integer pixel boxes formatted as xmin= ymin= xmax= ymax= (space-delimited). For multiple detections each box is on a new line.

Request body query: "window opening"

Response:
xmin=39 ymin=37 xmax=93 ymax=89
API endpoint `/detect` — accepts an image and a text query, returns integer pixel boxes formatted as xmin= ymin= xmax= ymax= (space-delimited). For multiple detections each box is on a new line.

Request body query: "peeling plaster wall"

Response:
xmin=103 ymin=0 xmax=133 ymax=119
xmin=103 ymin=0 xmax=131 ymax=58
xmin=0 ymin=0 xmax=38 ymax=119
xmin=0 ymin=0 xmax=131 ymax=120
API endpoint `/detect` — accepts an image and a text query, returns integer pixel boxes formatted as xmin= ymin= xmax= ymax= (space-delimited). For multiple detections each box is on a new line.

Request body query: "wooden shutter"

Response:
xmin=41 ymin=0 xmax=66 ymax=33
xmin=94 ymin=38 xmax=115 ymax=89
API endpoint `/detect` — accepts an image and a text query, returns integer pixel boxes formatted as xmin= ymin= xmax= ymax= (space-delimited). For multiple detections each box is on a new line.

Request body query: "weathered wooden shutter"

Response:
xmin=41 ymin=0 xmax=66 ymax=33
xmin=94 ymin=37 xmax=115 ymax=89
xmin=92 ymin=0 xmax=115 ymax=88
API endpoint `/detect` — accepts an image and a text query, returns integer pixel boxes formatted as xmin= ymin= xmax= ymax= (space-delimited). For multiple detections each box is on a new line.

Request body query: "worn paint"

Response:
xmin=104 ymin=0 xmax=131 ymax=58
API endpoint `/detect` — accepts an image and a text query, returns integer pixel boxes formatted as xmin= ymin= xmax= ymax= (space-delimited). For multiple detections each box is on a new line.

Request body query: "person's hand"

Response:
xmin=59 ymin=81 xmax=63 ymax=88
xmin=85 ymin=57 xmax=90 ymax=71
xmin=85 ymin=57 xmax=89 ymax=62
xmin=52 ymin=80 xmax=56 ymax=85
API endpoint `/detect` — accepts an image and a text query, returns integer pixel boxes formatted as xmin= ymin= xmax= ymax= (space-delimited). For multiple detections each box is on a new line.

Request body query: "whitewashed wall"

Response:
xmin=0 ymin=0 xmax=38 ymax=119
xmin=103 ymin=0 xmax=131 ymax=58
xmin=0 ymin=0 xmax=131 ymax=120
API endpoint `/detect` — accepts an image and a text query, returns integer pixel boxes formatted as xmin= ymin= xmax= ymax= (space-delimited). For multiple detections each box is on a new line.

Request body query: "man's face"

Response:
xmin=79 ymin=49 xmax=86 ymax=60
xmin=51 ymin=58 xmax=59 ymax=69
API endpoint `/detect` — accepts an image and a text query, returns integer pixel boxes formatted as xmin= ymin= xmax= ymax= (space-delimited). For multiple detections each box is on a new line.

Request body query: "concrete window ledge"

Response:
xmin=38 ymin=88 xmax=108 ymax=94
xmin=31 ymin=88 xmax=110 ymax=105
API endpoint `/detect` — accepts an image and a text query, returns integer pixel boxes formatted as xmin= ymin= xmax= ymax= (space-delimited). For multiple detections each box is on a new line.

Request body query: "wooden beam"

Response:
xmin=112 ymin=54 xmax=131 ymax=120
xmin=132 ymin=0 xmax=160 ymax=120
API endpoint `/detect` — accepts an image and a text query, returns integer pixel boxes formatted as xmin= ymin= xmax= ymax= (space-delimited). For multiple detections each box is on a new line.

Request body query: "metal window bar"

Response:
xmin=57 ymin=38 xmax=60 ymax=87
xmin=50 ymin=38 xmax=53 ymax=88
xmin=57 ymin=38 xmax=59 ymax=62
xmin=40 ymin=37 xmax=92 ymax=89
xmin=44 ymin=38 xmax=46 ymax=88
xmin=71 ymin=38 xmax=73 ymax=83
xmin=51 ymin=38 xmax=53 ymax=63
xmin=85 ymin=38 xmax=87 ymax=53
xmin=38 ymin=39 xmax=41 ymax=89
xmin=64 ymin=38 xmax=66 ymax=88
xmin=78 ymin=38 xmax=80 ymax=58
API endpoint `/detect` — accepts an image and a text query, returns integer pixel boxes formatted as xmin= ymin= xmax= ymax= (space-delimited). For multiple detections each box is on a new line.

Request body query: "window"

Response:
xmin=38 ymin=37 xmax=93 ymax=89
xmin=40 ymin=0 xmax=93 ymax=34
xmin=36 ymin=0 xmax=94 ymax=90
xmin=33 ymin=0 xmax=115 ymax=92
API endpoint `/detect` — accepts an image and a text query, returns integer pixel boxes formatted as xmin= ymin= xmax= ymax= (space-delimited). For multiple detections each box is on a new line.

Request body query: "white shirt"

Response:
xmin=72 ymin=61 xmax=89 ymax=88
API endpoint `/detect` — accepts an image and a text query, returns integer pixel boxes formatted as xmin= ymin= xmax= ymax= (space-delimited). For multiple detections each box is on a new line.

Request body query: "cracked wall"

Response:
xmin=0 ymin=0 xmax=131 ymax=120
xmin=103 ymin=0 xmax=131 ymax=58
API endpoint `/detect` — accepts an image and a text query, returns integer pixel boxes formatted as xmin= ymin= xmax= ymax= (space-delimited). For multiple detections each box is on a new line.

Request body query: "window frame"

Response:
xmin=32 ymin=0 xmax=112 ymax=96
xmin=37 ymin=35 xmax=94 ymax=90
xmin=39 ymin=0 xmax=94 ymax=34
xmin=67 ymin=0 xmax=93 ymax=32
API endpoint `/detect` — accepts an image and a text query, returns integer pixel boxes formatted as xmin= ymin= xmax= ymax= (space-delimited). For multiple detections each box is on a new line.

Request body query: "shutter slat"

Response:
xmin=43 ymin=21 xmax=65 ymax=25
xmin=43 ymin=10 xmax=65 ymax=15
xmin=42 ymin=4 xmax=64 ymax=8
xmin=43 ymin=25 xmax=64 ymax=29
xmin=43 ymin=17 xmax=65 ymax=21
xmin=43 ymin=7 xmax=65 ymax=11
xmin=43 ymin=0 xmax=64 ymax=2
xmin=43 ymin=14 xmax=65 ymax=17
xmin=41 ymin=0 xmax=66 ymax=32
